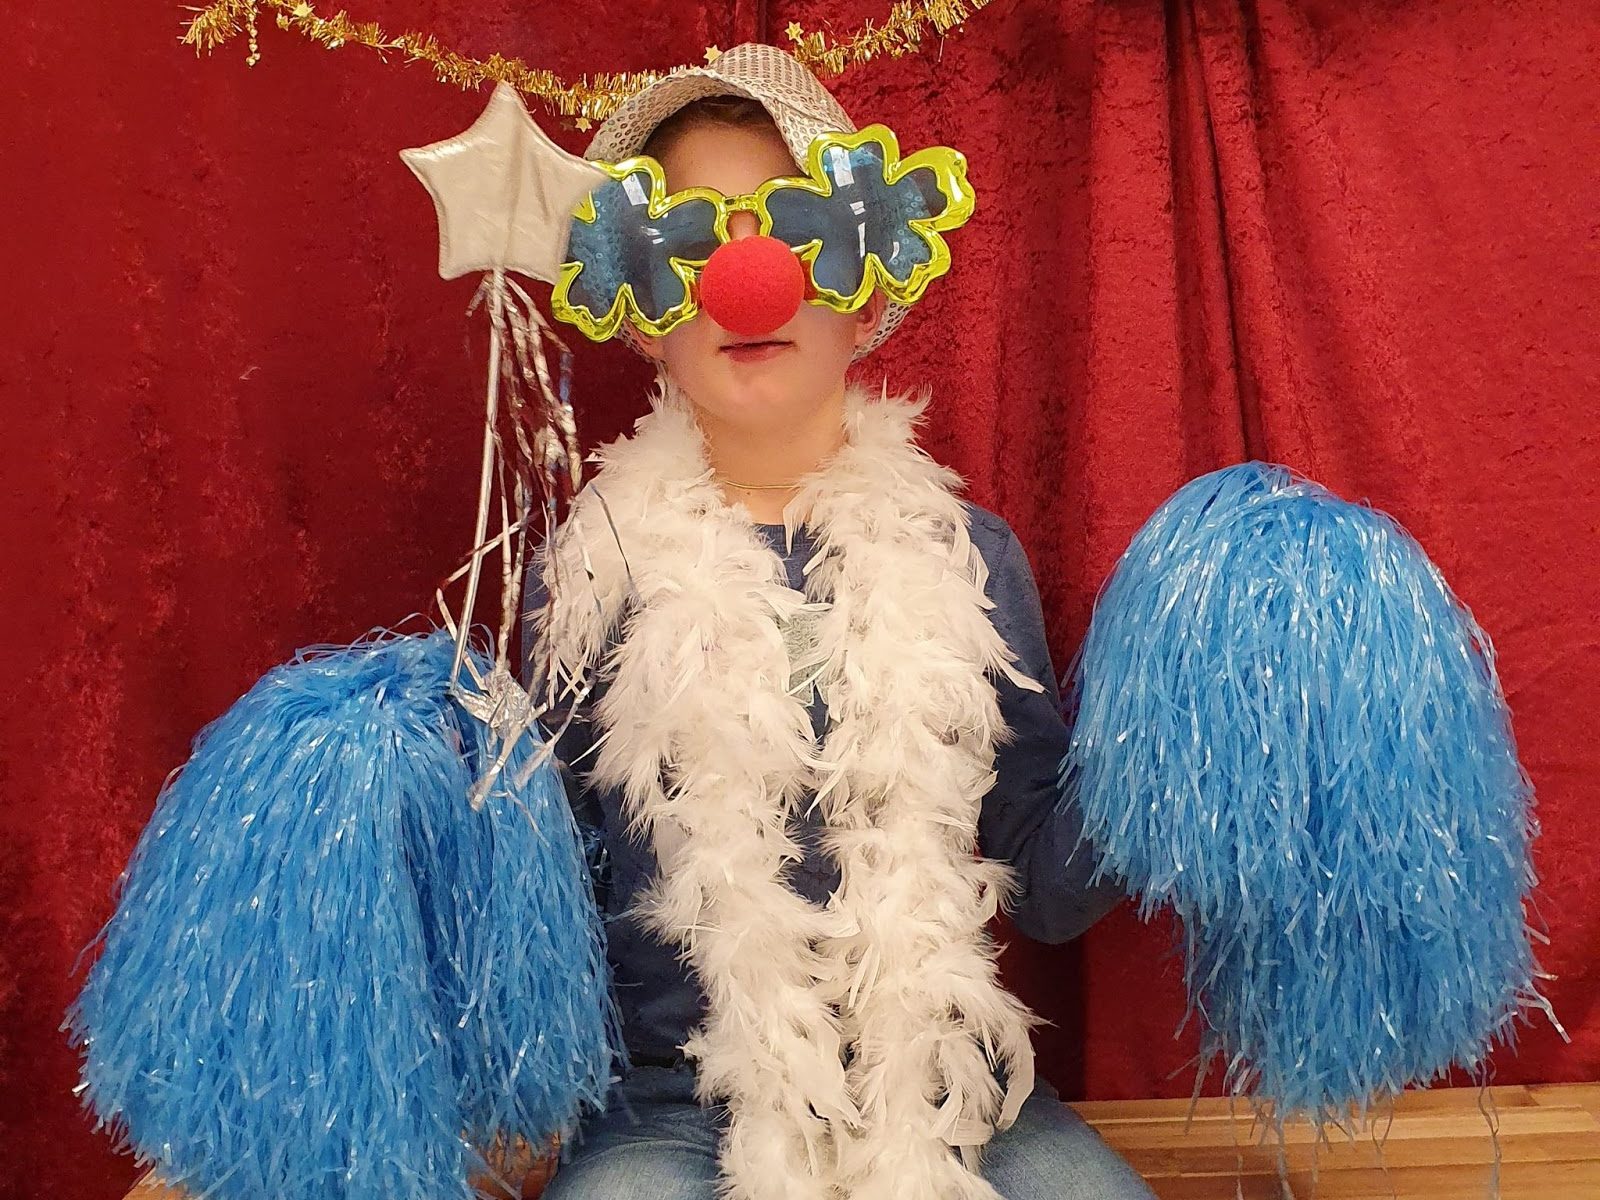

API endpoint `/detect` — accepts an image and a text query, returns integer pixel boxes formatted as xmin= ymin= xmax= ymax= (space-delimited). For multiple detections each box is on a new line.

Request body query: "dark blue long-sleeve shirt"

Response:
xmin=521 ymin=501 xmax=1122 ymax=1063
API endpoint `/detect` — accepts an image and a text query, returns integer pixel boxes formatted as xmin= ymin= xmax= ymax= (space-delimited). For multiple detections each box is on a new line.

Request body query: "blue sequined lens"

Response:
xmin=763 ymin=142 xmax=948 ymax=300
xmin=565 ymin=169 xmax=721 ymax=324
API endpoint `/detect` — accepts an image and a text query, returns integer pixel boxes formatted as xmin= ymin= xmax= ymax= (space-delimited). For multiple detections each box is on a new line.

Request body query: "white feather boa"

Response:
xmin=532 ymin=376 xmax=1043 ymax=1199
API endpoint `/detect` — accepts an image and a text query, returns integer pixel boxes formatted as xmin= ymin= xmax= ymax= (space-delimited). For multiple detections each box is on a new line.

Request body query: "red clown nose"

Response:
xmin=697 ymin=235 xmax=807 ymax=338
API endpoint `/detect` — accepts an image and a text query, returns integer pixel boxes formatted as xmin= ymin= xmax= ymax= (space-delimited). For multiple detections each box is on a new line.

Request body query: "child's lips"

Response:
xmin=720 ymin=339 xmax=794 ymax=363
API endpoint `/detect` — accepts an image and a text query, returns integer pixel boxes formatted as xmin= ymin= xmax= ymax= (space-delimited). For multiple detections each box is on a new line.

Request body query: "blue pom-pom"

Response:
xmin=1059 ymin=463 xmax=1559 ymax=1131
xmin=66 ymin=628 xmax=619 ymax=1200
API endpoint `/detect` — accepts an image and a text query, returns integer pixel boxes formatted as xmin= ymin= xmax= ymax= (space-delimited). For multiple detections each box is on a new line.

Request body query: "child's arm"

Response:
xmin=974 ymin=520 xmax=1124 ymax=944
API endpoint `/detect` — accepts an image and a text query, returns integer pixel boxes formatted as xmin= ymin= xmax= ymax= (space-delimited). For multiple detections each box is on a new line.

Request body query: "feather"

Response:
xmin=1059 ymin=462 xmax=1561 ymax=1134
xmin=66 ymin=627 xmax=618 ymax=1200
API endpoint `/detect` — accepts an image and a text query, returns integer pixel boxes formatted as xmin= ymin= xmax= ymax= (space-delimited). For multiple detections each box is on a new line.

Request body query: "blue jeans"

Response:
xmin=543 ymin=1065 xmax=1157 ymax=1200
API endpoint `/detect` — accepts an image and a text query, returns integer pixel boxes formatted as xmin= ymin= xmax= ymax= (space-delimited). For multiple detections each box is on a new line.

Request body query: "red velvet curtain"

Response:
xmin=5 ymin=2 xmax=1596 ymax=1196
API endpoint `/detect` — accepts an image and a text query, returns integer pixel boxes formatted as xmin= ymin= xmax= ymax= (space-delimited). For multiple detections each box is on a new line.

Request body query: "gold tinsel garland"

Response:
xmin=180 ymin=0 xmax=997 ymax=127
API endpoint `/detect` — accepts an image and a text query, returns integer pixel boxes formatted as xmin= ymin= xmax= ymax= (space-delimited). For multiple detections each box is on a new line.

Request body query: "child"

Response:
xmin=524 ymin=43 xmax=1156 ymax=1200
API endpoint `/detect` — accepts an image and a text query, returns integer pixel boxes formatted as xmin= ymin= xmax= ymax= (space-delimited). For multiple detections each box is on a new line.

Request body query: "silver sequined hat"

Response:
xmin=584 ymin=42 xmax=911 ymax=359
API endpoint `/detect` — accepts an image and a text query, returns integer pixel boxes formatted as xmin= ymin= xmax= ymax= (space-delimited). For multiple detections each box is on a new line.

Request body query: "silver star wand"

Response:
xmin=400 ymin=84 xmax=608 ymax=807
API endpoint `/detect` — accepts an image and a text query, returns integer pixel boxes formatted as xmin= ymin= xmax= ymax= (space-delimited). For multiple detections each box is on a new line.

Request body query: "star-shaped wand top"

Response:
xmin=400 ymin=82 xmax=608 ymax=284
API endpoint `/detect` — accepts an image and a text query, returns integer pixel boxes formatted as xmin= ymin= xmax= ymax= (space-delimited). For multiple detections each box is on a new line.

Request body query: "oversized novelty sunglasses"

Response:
xmin=551 ymin=125 xmax=975 ymax=341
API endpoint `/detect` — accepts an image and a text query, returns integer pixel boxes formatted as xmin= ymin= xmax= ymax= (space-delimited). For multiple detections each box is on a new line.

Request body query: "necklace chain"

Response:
xmin=715 ymin=475 xmax=802 ymax=491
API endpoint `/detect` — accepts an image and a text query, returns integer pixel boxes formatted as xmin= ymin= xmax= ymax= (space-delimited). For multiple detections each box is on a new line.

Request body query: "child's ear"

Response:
xmin=623 ymin=324 xmax=665 ymax=361
xmin=852 ymin=291 xmax=888 ymax=349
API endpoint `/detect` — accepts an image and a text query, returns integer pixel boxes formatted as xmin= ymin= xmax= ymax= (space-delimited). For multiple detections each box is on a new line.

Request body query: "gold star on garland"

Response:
xmin=179 ymin=0 xmax=998 ymax=127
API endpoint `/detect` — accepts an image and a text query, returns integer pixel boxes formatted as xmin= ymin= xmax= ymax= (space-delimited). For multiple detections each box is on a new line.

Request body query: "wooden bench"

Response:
xmin=1073 ymin=1083 xmax=1600 ymax=1199
xmin=126 ymin=1136 xmax=554 ymax=1200
xmin=125 ymin=1083 xmax=1600 ymax=1199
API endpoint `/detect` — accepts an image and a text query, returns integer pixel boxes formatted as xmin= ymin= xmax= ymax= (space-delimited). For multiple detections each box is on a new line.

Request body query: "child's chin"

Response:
xmin=689 ymin=374 xmax=834 ymax=428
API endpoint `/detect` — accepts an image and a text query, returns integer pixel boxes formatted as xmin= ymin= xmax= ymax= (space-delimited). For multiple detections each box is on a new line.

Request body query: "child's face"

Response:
xmin=629 ymin=119 xmax=885 ymax=436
